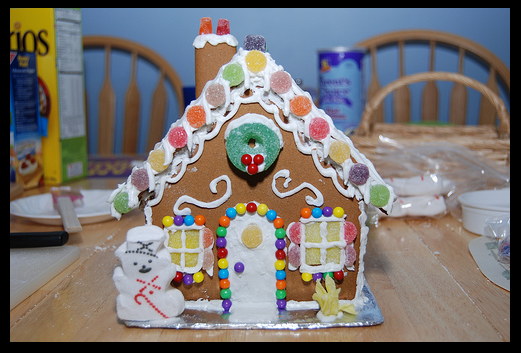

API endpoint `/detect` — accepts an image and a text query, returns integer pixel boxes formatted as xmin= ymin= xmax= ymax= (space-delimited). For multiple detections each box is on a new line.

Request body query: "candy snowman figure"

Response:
xmin=114 ymin=225 xmax=184 ymax=321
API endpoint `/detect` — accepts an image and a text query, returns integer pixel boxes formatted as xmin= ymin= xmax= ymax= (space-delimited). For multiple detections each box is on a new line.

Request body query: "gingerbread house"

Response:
xmin=110 ymin=18 xmax=395 ymax=318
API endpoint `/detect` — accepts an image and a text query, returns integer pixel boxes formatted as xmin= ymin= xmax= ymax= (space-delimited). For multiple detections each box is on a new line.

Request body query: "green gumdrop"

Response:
xmin=225 ymin=122 xmax=281 ymax=173
xmin=113 ymin=191 xmax=133 ymax=214
xmin=370 ymin=184 xmax=391 ymax=207
xmin=223 ymin=63 xmax=244 ymax=87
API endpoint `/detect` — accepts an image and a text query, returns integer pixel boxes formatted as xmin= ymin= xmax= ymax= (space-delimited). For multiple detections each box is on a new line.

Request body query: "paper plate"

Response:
xmin=10 ymin=189 xmax=114 ymax=225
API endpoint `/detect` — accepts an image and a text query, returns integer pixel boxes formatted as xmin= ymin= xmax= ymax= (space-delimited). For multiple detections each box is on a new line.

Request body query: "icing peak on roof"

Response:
xmin=109 ymin=35 xmax=395 ymax=221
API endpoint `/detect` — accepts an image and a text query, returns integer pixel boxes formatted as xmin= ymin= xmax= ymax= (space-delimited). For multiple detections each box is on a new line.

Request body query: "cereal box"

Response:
xmin=10 ymin=8 xmax=87 ymax=185
xmin=10 ymin=51 xmax=44 ymax=189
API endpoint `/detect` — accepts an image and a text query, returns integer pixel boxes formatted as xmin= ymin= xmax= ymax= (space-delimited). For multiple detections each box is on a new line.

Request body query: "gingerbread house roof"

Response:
xmin=109 ymin=32 xmax=395 ymax=221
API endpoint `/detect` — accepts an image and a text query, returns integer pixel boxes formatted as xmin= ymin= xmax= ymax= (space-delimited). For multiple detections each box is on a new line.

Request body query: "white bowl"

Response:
xmin=458 ymin=188 xmax=510 ymax=235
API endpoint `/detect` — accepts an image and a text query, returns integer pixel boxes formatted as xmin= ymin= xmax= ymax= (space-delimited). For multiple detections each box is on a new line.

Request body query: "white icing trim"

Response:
xmin=271 ymin=169 xmax=324 ymax=207
xmin=193 ymin=34 xmax=238 ymax=49
xmin=173 ymin=175 xmax=232 ymax=216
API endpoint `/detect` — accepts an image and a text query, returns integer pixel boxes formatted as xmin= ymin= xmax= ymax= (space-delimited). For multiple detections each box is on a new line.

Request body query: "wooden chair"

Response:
xmin=354 ymin=30 xmax=510 ymax=129
xmin=83 ymin=36 xmax=184 ymax=155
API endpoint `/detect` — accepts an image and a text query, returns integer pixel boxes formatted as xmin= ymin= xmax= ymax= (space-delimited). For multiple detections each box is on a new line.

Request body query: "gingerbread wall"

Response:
xmin=150 ymin=102 xmax=362 ymax=302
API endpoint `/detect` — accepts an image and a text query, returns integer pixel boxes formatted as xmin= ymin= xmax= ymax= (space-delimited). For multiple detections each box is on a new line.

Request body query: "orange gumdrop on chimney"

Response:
xmin=199 ymin=17 xmax=213 ymax=35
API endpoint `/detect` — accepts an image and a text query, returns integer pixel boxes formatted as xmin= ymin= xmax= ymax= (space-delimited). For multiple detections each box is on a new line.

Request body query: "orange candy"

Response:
xmin=273 ymin=217 xmax=284 ymax=229
xmin=194 ymin=214 xmax=206 ymax=226
xmin=219 ymin=278 xmax=230 ymax=289
xmin=300 ymin=207 xmax=312 ymax=218
xmin=276 ymin=280 xmax=286 ymax=290
xmin=290 ymin=96 xmax=312 ymax=117
xmin=219 ymin=216 xmax=231 ymax=227
xmin=186 ymin=105 xmax=206 ymax=128
xmin=199 ymin=17 xmax=212 ymax=35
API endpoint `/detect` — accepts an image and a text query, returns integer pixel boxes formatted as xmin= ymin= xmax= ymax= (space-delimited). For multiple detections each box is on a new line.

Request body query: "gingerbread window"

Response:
xmin=300 ymin=221 xmax=347 ymax=273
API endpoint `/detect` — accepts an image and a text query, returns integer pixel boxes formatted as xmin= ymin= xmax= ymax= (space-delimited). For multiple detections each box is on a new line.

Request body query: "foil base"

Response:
xmin=123 ymin=281 xmax=383 ymax=330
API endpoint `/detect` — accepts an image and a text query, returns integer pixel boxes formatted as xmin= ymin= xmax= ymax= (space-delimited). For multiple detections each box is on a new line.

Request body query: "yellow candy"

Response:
xmin=257 ymin=203 xmax=268 ymax=216
xmin=306 ymin=248 xmax=321 ymax=265
xmin=326 ymin=247 xmax=341 ymax=264
xmin=148 ymin=149 xmax=168 ymax=172
xmin=326 ymin=222 xmax=340 ymax=242
xmin=245 ymin=50 xmax=267 ymax=73
xmin=185 ymin=230 xmax=199 ymax=249
xmin=305 ymin=223 xmax=322 ymax=243
xmin=193 ymin=271 xmax=204 ymax=283
xmin=218 ymin=258 xmax=229 ymax=269
xmin=168 ymin=230 xmax=182 ymax=248
xmin=162 ymin=216 xmax=174 ymax=227
xmin=236 ymin=203 xmax=246 ymax=214
xmin=333 ymin=207 xmax=344 ymax=218
xmin=241 ymin=223 xmax=263 ymax=249
xmin=329 ymin=140 xmax=351 ymax=164
xmin=185 ymin=253 xmax=199 ymax=267
xmin=302 ymin=273 xmax=313 ymax=282
xmin=275 ymin=260 xmax=285 ymax=270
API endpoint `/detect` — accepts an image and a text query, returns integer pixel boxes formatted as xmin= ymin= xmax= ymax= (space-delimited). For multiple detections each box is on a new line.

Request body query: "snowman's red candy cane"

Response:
xmin=134 ymin=276 xmax=168 ymax=318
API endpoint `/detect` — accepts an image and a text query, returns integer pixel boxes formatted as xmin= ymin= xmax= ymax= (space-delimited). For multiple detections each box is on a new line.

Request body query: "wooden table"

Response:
xmin=10 ymin=177 xmax=509 ymax=341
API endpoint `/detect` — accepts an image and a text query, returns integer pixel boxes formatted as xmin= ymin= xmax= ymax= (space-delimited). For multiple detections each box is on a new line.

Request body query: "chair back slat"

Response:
xmin=147 ymin=73 xmax=168 ymax=152
xmin=83 ymin=36 xmax=184 ymax=155
xmin=98 ymin=46 xmax=116 ymax=155
xmin=122 ymin=51 xmax=140 ymax=154
xmin=449 ymin=48 xmax=468 ymax=124
xmin=479 ymin=67 xmax=499 ymax=125
xmin=367 ymin=46 xmax=384 ymax=123
xmin=393 ymin=41 xmax=410 ymax=122
xmin=421 ymin=41 xmax=439 ymax=122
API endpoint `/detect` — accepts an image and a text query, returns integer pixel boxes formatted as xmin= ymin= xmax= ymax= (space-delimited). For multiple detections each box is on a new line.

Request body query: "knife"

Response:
xmin=10 ymin=231 xmax=69 ymax=248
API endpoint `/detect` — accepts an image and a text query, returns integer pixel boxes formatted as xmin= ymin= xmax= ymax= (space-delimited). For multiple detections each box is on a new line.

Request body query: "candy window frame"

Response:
xmin=164 ymin=225 xmax=205 ymax=274
xmin=299 ymin=220 xmax=347 ymax=274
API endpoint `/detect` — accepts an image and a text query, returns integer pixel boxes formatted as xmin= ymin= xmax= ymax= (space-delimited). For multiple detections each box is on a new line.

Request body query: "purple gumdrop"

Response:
xmin=349 ymin=163 xmax=369 ymax=185
xmin=322 ymin=206 xmax=333 ymax=217
xmin=216 ymin=237 xmax=227 ymax=248
xmin=312 ymin=273 xmax=323 ymax=281
xmin=244 ymin=34 xmax=266 ymax=52
xmin=183 ymin=274 xmax=193 ymax=285
xmin=131 ymin=168 xmax=149 ymax=191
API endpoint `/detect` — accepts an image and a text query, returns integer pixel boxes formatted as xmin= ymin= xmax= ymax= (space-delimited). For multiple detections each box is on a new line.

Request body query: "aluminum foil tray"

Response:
xmin=124 ymin=282 xmax=383 ymax=330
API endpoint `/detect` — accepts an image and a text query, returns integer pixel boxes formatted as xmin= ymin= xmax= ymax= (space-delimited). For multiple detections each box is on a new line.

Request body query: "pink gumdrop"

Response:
xmin=288 ymin=222 xmax=302 ymax=245
xmin=202 ymin=248 xmax=214 ymax=270
xmin=131 ymin=168 xmax=149 ymax=191
xmin=309 ymin=117 xmax=330 ymax=140
xmin=288 ymin=245 xmax=301 ymax=268
xmin=205 ymin=83 xmax=226 ymax=107
xmin=345 ymin=245 xmax=357 ymax=267
xmin=343 ymin=221 xmax=357 ymax=244
xmin=168 ymin=126 xmax=188 ymax=148
xmin=270 ymin=71 xmax=292 ymax=94
xmin=202 ymin=227 xmax=214 ymax=248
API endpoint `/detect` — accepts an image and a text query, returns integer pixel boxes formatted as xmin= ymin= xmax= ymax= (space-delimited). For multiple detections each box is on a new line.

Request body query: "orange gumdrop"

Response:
xmin=290 ymin=96 xmax=312 ymax=116
xmin=199 ymin=17 xmax=212 ymax=35
xmin=187 ymin=105 xmax=206 ymax=128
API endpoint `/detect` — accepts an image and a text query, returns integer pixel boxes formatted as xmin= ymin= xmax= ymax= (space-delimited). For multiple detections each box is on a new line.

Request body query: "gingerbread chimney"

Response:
xmin=193 ymin=18 xmax=238 ymax=97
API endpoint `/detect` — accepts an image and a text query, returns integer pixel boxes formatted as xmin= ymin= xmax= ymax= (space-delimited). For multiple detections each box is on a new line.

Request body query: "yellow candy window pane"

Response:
xmin=305 ymin=223 xmax=322 ymax=243
xmin=185 ymin=230 xmax=200 ymax=249
xmin=185 ymin=253 xmax=199 ymax=268
xmin=305 ymin=248 xmax=321 ymax=265
xmin=170 ymin=252 xmax=181 ymax=265
xmin=326 ymin=247 xmax=341 ymax=264
xmin=326 ymin=222 xmax=340 ymax=242
xmin=168 ymin=230 xmax=182 ymax=249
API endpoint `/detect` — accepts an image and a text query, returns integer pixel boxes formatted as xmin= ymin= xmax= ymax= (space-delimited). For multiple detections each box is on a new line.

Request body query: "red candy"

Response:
xmin=173 ymin=271 xmax=183 ymax=283
xmin=218 ymin=247 xmax=228 ymax=258
xmin=288 ymin=222 xmax=302 ymax=244
xmin=241 ymin=154 xmax=252 ymax=166
xmin=216 ymin=18 xmax=230 ymax=35
xmin=247 ymin=163 xmax=258 ymax=174
xmin=343 ymin=221 xmax=357 ymax=243
xmin=246 ymin=202 xmax=257 ymax=213
xmin=253 ymin=154 xmax=264 ymax=165
xmin=168 ymin=126 xmax=188 ymax=148
xmin=345 ymin=245 xmax=357 ymax=266
xmin=309 ymin=117 xmax=330 ymax=140
xmin=333 ymin=271 xmax=344 ymax=281
xmin=276 ymin=249 xmax=286 ymax=260
xmin=288 ymin=245 xmax=301 ymax=268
